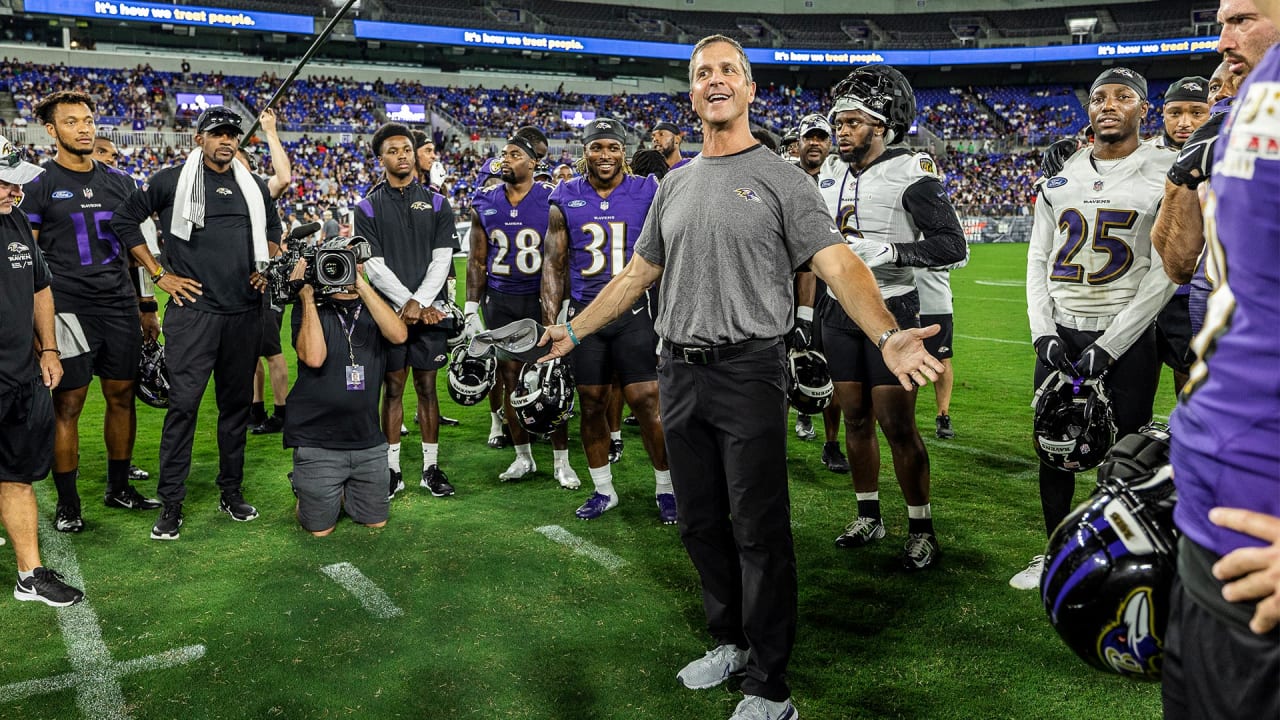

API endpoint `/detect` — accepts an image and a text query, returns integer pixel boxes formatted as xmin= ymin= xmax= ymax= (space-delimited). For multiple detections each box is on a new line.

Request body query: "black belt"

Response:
xmin=664 ymin=337 xmax=780 ymax=366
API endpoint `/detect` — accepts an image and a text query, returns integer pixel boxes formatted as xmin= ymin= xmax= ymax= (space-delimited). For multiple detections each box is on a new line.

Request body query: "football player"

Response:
xmin=26 ymin=90 xmax=161 ymax=532
xmin=650 ymin=121 xmax=689 ymax=171
xmin=1150 ymin=76 xmax=1212 ymax=150
xmin=542 ymin=118 xmax=672 ymax=522
xmin=466 ymin=135 xmax=578 ymax=489
xmin=1015 ymin=67 xmax=1177 ymax=589
xmin=816 ymin=66 xmax=967 ymax=571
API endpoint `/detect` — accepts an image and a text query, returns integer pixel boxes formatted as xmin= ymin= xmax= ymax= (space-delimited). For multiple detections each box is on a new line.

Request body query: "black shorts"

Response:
xmin=1156 ymin=294 xmax=1192 ymax=375
xmin=919 ymin=313 xmax=954 ymax=360
xmin=568 ymin=298 xmax=657 ymax=386
xmin=822 ymin=291 xmax=920 ymax=386
xmin=60 ymin=312 xmax=142 ymax=390
xmin=0 ymin=379 xmax=54 ymax=483
xmin=260 ymin=302 xmax=284 ymax=358
xmin=483 ymin=289 xmax=542 ymax=330
xmin=386 ymin=324 xmax=449 ymax=372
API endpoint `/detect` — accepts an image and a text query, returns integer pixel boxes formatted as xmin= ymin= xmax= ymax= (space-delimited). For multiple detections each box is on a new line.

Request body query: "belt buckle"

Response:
xmin=681 ymin=346 xmax=712 ymax=365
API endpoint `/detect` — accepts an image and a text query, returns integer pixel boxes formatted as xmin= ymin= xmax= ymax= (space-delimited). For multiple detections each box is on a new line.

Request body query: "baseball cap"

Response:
xmin=533 ymin=163 xmax=552 ymax=181
xmin=412 ymin=129 xmax=433 ymax=149
xmin=196 ymin=106 xmax=244 ymax=135
xmin=1090 ymin=67 xmax=1148 ymax=101
xmin=652 ymin=121 xmax=681 ymax=136
xmin=1164 ymin=76 xmax=1210 ymax=104
xmin=0 ymin=135 xmax=44 ymax=186
xmin=583 ymin=118 xmax=627 ymax=145
xmin=799 ymin=114 xmax=832 ymax=138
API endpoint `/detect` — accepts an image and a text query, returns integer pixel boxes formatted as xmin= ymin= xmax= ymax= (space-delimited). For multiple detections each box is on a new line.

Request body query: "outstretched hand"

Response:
xmin=537 ymin=324 xmax=577 ymax=362
xmin=880 ymin=324 xmax=945 ymax=392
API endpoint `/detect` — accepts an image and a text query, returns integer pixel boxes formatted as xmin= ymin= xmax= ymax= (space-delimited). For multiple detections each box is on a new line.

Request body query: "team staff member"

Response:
xmin=0 ymin=137 xmax=84 ymax=606
xmin=357 ymin=122 xmax=459 ymax=499
xmin=112 ymin=106 xmax=283 ymax=541
xmin=539 ymin=35 xmax=942 ymax=720
xmin=26 ymin=90 xmax=160 ymax=533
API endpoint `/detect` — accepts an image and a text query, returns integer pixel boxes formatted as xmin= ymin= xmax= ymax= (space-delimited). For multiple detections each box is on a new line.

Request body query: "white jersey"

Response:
xmin=1026 ymin=142 xmax=1177 ymax=359
xmin=915 ymin=240 xmax=970 ymax=315
xmin=817 ymin=149 xmax=943 ymax=300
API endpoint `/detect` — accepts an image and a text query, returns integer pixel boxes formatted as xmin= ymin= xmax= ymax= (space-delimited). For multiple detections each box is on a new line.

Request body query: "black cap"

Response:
xmin=651 ymin=121 xmax=681 ymax=136
xmin=196 ymin=106 xmax=243 ymax=135
xmin=505 ymin=135 xmax=538 ymax=161
xmin=1090 ymin=67 xmax=1147 ymax=102
xmin=583 ymin=118 xmax=627 ymax=145
xmin=1164 ymin=76 xmax=1210 ymax=104
xmin=412 ymin=129 xmax=433 ymax=149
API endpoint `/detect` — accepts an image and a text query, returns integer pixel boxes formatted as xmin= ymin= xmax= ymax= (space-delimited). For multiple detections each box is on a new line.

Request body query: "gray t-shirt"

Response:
xmin=635 ymin=145 xmax=842 ymax=346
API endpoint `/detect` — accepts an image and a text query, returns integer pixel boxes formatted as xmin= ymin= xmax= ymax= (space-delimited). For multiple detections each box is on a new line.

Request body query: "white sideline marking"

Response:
xmin=320 ymin=562 xmax=403 ymax=619
xmin=955 ymin=333 xmax=1031 ymax=346
xmin=0 ymin=507 xmax=205 ymax=717
xmin=535 ymin=525 xmax=628 ymax=571
xmin=973 ymin=279 xmax=1026 ymax=287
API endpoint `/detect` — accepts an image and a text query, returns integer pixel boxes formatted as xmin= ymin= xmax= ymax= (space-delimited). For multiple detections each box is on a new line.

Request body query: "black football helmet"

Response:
xmin=446 ymin=348 xmax=496 ymax=406
xmin=441 ymin=302 xmax=467 ymax=353
xmin=786 ymin=348 xmax=833 ymax=415
xmin=1033 ymin=372 xmax=1117 ymax=473
xmin=1041 ymin=423 xmax=1178 ymax=681
xmin=135 ymin=338 xmax=171 ymax=409
xmin=510 ymin=359 xmax=575 ymax=436
xmin=828 ymin=64 xmax=916 ymax=145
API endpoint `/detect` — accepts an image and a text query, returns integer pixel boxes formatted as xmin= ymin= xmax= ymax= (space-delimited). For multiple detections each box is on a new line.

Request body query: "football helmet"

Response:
xmin=786 ymin=348 xmax=833 ymax=415
xmin=1032 ymin=372 xmax=1117 ymax=473
xmin=135 ymin=338 xmax=171 ymax=409
xmin=1041 ymin=423 xmax=1177 ymax=680
xmin=828 ymin=64 xmax=917 ymax=145
xmin=440 ymin=302 xmax=467 ymax=352
xmin=446 ymin=348 xmax=496 ymax=406
xmin=510 ymin=359 xmax=575 ymax=436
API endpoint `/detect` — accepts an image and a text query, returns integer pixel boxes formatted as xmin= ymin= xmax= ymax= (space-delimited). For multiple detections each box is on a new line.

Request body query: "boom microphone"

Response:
xmin=290 ymin=221 xmax=321 ymax=241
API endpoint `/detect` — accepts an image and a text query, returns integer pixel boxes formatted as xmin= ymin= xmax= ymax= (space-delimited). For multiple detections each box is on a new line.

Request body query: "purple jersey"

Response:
xmin=1170 ymin=46 xmax=1280 ymax=557
xmin=471 ymin=181 xmax=554 ymax=295
xmin=550 ymin=174 xmax=658 ymax=303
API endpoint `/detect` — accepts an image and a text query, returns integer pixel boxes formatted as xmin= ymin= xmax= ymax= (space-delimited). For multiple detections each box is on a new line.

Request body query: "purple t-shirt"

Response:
xmin=471 ymin=181 xmax=554 ymax=295
xmin=550 ymin=174 xmax=658 ymax=303
xmin=1170 ymin=46 xmax=1280 ymax=556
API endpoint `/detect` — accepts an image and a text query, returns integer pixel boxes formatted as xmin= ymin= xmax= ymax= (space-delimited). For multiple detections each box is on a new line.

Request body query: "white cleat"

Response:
xmin=554 ymin=464 xmax=581 ymax=490
xmin=499 ymin=456 xmax=537 ymax=482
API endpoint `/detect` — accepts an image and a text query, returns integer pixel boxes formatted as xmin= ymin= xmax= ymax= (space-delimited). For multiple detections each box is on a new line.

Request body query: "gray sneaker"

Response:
xmin=677 ymin=644 xmax=749 ymax=690
xmin=729 ymin=695 xmax=798 ymax=720
xmin=834 ymin=516 xmax=885 ymax=548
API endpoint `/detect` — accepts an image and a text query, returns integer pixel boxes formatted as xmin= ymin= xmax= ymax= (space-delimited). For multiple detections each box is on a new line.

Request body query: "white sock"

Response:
xmin=515 ymin=443 xmax=533 ymax=462
xmin=387 ymin=443 xmax=401 ymax=473
xmin=422 ymin=443 xmax=439 ymax=469
xmin=855 ymin=491 xmax=880 ymax=503
xmin=490 ymin=412 xmax=503 ymax=436
xmin=588 ymin=465 xmax=616 ymax=499
xmin=654 ymin=468 xmax=673 ymax=496
xmin=907 ymin=503 xmax=932 ymax=520
xmin=553 ymin=449 xmax=569 ymax=468
xmin=17 ymin=568 xmax=35 ymax=581
xmin=610 ymin=430 xmax=622 ymax=441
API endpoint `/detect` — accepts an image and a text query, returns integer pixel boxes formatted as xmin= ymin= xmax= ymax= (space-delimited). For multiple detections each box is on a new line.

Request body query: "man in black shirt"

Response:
xmin=25 ymin=90 xmax=160 ymax=534
xmin=0 ymin=138 xmax=84 ymax=606
xmin=111 ymin=106 xmax=282 ymax=541
xmin=285 ymin=255 xmax=407 ymax=535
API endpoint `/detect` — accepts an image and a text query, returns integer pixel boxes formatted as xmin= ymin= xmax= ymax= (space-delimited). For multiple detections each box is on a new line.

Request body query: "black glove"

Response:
xmin=1167 ymin=111 xmax=1226 ymax=189
xmin=788 ymin=318 xmax=814 ymax=350
xmin=1039 ymin=137 xmax=1083 ymax=179
xmin=1034 ymin=335 xmax=1074 ymax=375
xmin=1074 ymin=343 xmax=1114 ymax=379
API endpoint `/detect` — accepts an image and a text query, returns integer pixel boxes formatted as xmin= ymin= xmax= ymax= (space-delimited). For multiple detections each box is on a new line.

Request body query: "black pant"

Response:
xmin=1034 ymin=324 xmax=1159 ymax=536
xmin=658 ymin=341 xmax=796 ymax=702
xmin=158 ymin=306 xmax=262 ymax=504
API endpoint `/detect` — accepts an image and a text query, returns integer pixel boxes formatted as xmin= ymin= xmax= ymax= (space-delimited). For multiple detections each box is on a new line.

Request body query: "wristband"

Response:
xmin=151 ymin=265 xmax=167 ymax=283
xmin=464 ymin=300 xmax=480 ymax=316
xmin=39 ymin=348 xmax=61 ymax=357
xmin=876 ymin=327 xmax=901 ymax=351
xmin=139 ymin=300 xmax=159 ymax=313
xmin=565 ymin=322 xmax=581 ymax=347
xmin=796 ymin=305 xmax=814 ymax=322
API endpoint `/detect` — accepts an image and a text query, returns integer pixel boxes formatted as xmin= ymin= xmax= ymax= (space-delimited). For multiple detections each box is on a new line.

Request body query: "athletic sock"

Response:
xmin=553 ymin=449 xmax=569 ymax=468
xmin=588 ymin=465 xmax=616 ymax=499
xmin=106 ymin=459 xmax=130 ymax=493
xmin=52 ymin=470 xmax=79 ymax=506
xmin=490 ymin=412 xmax=503 ymax=436
xmin=515 ymin=443 xmax=533 ymax=462
xmin=273 ymin=403 xmax=287 ymax=419
xmin=250 ymin=401 xmax=267 ymax=425
xmin=17 ymin=568 xmax=35 ymax=581
xmin=654 ymin=468 xmax=673 ymax=496
xmin=387 ymin=443 xmax=401 ymax=473
xmin=908 ymin=504 xmax=934 ymax=535
xmin=422 ymin=443 xmax=439 ymax=469
xmin=855 ymin=491 xmax=881 ymax=520
xmin=609 ymin=430 xmax=622 ymax=442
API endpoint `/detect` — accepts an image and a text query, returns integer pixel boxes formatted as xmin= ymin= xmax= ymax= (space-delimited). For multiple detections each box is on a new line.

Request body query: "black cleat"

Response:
xmin=440 ymin=415 xmax=460 ymax=426
xmin=218 ymin=491 xmax=259 ymax=521
xmin=388 ymin=469 xmax=405 ymax=500
xmin=54 ymin=503 xmax=84 ymax=533
xmin=151 ymin=503 xmax=183 ymax=540
xmin=821 ymin=441 xmax=850 ymax=473
xmin=250 ymin=415 xmax=284 ymax=435
xmin=608 ymin=439 xmax=624 ymax=464
xmin=104 ymin=485 xmax=162 ymax=510
xmin=935 ymin=414 xmax=956 ymax=439
xmin=622 ymin=414 xmax=639 ymax=426
xmin=128 ymin=464 xmax=150 ymax=481
xmin=421 ymin=465 xmax=455 ymax=497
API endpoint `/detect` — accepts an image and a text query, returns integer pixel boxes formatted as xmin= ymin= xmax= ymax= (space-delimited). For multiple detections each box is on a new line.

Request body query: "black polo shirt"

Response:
xmin=354 ymin=179 xmax=457 ymax=303
xmin=0 ymin=212 xmax=51 ymax=391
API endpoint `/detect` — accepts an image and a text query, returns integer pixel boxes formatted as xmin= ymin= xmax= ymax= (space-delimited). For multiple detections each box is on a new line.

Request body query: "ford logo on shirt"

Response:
xmin=1047 ymin=177 xmax=1068 ymax=188
xmin=51 ymin=190 xmax=74 ymax=199
xmin=567 ymin=200 xmax=587 ymax=208
xmin=483 ymin=208 xmax=498 ymax=216
xmin=819 ymin=179 xmax=835 ymax=188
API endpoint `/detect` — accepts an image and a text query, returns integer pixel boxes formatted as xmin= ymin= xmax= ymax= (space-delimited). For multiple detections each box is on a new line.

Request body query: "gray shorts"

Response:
xmin=291 ymin=444 xmax=390 ymax=532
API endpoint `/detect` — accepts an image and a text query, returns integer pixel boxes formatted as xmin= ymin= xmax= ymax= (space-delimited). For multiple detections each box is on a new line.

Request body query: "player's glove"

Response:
xmin=1074 ymin=343 xmax=1114 ymax=379
xmin=788 ymin=318 xmax=814 ymax=350
xmin=463 ymin=302 xmax=485 ymax=341
xmin=848 ymin=239 xmax=897 ymax=268
xmin=1039 ymin=137 xmax=1084 ymax=180
xmin=1034 ymin=335 xmax=1074 ymax=375
xmin=1167 ymin=111 xmax=1225 ymax=189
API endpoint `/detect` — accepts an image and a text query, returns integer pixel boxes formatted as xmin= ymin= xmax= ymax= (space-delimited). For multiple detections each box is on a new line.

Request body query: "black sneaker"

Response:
xmin=440 ymin=414 xmax=460 ymax=426
xmin=821 ymin=441 xmax=850 ymax=473
xmin=14 ymin=567 xmax=84 ymax=607
xmin=388 ymin=469 xmax=404 ymax=501
xmin=608 ymin=439 xmax=624 ymax=464
xmin=150 ymin=503 xmax=183 ymax=540
xmin=623 ymin=414 xmax=639 ymax=426
xmin=251 ymin=415 xmax=284 ymax=435
xmin=935 ymin=414 xmax=956 ymax=439
xmin=421 ymin=465 xmax=455 ymax=497
xmin=219 ymin=491 xmax=259 ymax=521
xmin=54 ymin=503 xmax=84 ymax=533
xmin=128 ymin=464 xmax=150 ymax=481
xmin=104 ymin=485 xmax=162 ymax=510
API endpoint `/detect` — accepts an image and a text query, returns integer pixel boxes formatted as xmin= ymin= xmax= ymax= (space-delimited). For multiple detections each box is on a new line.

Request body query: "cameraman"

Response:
xmin=285 ymin=253 xmax=407 ymax=537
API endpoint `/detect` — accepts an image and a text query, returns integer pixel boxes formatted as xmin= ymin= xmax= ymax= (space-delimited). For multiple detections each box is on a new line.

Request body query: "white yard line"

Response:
xmin=319 ymin=562 xmax=404 ymax=619
xmin=972 ymin=279 xmax=1026 ymax=287
xmin=955 ymin=333 xmax=1032 ymax=346
xmin=535 ymin=525 xmax=628 ymax=571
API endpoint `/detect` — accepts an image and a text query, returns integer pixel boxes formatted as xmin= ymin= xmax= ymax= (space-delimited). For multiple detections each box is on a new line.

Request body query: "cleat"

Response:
xmin=834 ymin=516 xmax=885 ymax=548
xmin=219 ymin=491 xmax=259 ymax=522
xmin=150 ymin=503 xmax=183 ymax=540
xmin=14 ymin=567 xmax=84 ymax=607
xmin=656 ymin=493 xmax=678 ymax=525
xmin=821 ymin=442 xmax=849 ymax=473
xmin=499 ymin=456 xmax=537 ymax=482
xmin=794 ymin=414 xmax=816 ymax=440
xmin=574 ymin=492 xmax=617 ymax=520
xmin=399 ymin=423 xmax=410 ymax=437
xmin=54 ymin=503 xmax=84 ymax=533
xmin=487 ymin=427 xmax=512 ymax=449
xmin=608 ymin=439 xmax=624 ymax=464
xmin=1009 ymin=554 xmax=1046 ymax=590
xmin=676 ymin=644 xmax=749 ymax=690
xmin=128 ymin=464 xmax=149 ymax=481
xmin=730 ymin=695 xmax=798 ymax=720
xmin=104 ymin=486 xmax=162 ymax=510
xmin=902 ymin=532 xmax=940 ymax=571
xmin=250 ymin=415 xmax=284 ymax=435
xmin=440 ymin=414 xmax=460 ymax=426
xmin=554 ymin=464 xmax=581 ymax=490
xmin=623 ymin=414 xmax=639 ymax=426
xmin=935 ymin=414 xmax=956 ymax=439
xmin=387 ymin=469 xmax=405 ymax=501
xmin=422 ymin=465 xmax=455 ymax=497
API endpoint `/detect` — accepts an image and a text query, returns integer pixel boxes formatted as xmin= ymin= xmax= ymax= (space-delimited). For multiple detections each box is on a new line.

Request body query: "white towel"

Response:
xmin=170 ymin=148 xmax=270 ymax=269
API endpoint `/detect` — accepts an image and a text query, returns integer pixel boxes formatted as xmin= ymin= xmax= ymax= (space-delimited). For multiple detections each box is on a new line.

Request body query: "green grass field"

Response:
xmin=0 ymin=243 xmax=1179 ymax=720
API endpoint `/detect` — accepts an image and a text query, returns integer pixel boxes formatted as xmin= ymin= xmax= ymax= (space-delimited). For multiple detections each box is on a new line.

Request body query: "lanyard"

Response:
xmin=334 ymin=304 xmax=363 ymax=366
xmin=838 ymin=165 xmax=863 ymax=231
